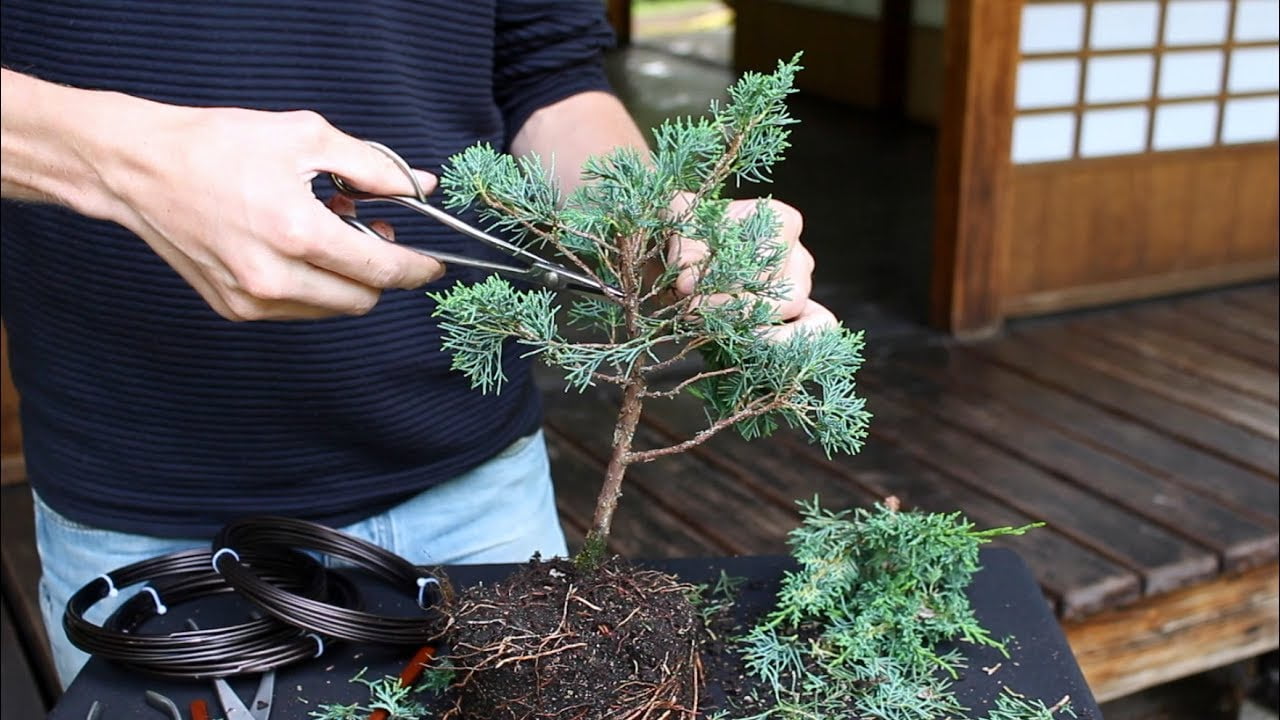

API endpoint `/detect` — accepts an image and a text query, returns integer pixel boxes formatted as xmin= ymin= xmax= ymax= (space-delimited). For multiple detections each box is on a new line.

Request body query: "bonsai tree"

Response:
xmin=430 ymin=57 xmax=871 ymax=719
xmin=433 ymin=55 xmax=868 ymax=566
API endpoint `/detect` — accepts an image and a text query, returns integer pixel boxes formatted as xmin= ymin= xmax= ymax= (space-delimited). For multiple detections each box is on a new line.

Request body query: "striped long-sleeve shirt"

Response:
xmin=1 ymin=1 xmax=615 ymax=537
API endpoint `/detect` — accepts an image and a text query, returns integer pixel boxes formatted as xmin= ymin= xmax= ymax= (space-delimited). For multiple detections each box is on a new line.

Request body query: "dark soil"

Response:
xmin=696 ymin=578 xmax=775 ymax=716
xmin=444 ymin=556 xmax=705 ymax=719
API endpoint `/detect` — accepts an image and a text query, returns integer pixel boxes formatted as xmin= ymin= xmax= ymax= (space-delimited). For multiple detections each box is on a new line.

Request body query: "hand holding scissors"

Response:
xmin=329 ymin=142 xmax=622 ymax=301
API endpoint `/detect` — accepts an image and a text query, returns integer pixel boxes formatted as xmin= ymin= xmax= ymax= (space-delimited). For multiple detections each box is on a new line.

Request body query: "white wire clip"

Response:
xmin=140 ymin=586 xmax=167 ymax=615
xmin=211 ymin=547 xmax=240 ymax=574
xmin=416 ymin=577 xmax=441 ymax=609
xmin=96 ymin=574 xmax=119 ymax=598
xmin=307 ymin=633 xmax=325 ymax=658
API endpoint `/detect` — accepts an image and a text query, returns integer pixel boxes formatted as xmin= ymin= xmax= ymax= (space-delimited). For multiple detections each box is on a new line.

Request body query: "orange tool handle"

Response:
xmin=369 ymin=645 xmax=437 ymax=720
xmin=190 ymin=699 xmax=210 ymax=720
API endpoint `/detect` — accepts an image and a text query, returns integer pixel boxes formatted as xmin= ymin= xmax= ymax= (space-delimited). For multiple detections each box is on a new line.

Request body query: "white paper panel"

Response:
xmin=1164 ymin=0 xmax=1231 ymax=45
xmin=913 ymin=0 xmax=948 ymax=28
xmin=1222 ymin=95 xmax=1280 ymax=142
xmin=1153 ymin=101 xmax=1219 ymax=149
xmin=1080 ymin=106 xmax=1149 ymax=156
xmin=1228 ymin=47 xmax=1280 ymax=93
xmin=1021 ymin=3 xmax=1087 ymax=53
xmin=1086 ymin=54 xmax=1155 ymax=103
xmin=1090 ymin=1 xmax=1160 ymax=49
xmin=1235 ymin=0 xmax=1280 ymax=41
xmin=1159 ymin=50 xmax=1224 ymax=98
xmin=1012 ymin=112 xmax=1077 ymax=163
xmin=1017 ymin=59 xmax=1081 ymax=109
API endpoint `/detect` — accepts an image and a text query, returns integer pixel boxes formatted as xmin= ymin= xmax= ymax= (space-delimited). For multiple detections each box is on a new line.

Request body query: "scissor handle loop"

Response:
xmin=330 ymin=141 xmax=428 ymax=203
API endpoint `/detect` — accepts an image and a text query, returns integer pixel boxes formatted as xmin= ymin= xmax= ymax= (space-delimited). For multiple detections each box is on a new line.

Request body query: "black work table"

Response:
xmin=50 ymin=548 xmax=1100 ymax=718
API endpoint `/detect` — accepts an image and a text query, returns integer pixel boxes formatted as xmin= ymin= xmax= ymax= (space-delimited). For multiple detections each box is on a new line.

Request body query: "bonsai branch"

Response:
xmin=639 ymin=367 xmax=739 ymax=399
xmin=641 ymin=337 xmax=712 ymax=374
xmin=626 ymin=394 xmax=787 ymax=464
xmin=477 ymin=191 xmax=621 ymax=295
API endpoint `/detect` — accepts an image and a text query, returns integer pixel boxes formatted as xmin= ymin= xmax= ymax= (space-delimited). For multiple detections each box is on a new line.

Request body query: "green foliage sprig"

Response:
xmin=688 ymin=569 xmax=748 ymax=636
xmin=730 ymin=499 xmax=1057 ymax=720
xmin=984 ymin=688 xmax=1076 ymax=720
xmin=307 ymin=668 xmax=437 ymax=720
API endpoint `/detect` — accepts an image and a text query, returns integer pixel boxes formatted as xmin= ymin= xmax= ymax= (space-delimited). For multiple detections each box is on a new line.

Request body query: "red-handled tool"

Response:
xmin=190 ymin=699 xmax=211 ymax=720
xmin=369 ymin=645 xmax=437 ymax=720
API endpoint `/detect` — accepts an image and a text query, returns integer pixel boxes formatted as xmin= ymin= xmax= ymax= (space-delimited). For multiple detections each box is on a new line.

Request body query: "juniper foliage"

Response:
xmin=984 ymin=688 xmax=1076 ymax=720
xmin=728 ymin=499 xmax=1065 ymax=720
xmin=307 ymin=668 xmax=433 ymax=720
xmin=431 ymin=53 xmax=867 ymax=452
xmin=429 ymin=54 xmax=870 ymax=549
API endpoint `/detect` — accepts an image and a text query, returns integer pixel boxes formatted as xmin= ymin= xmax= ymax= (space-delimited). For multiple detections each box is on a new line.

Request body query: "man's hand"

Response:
xmin=1 ymin=70 xmax=444 ymax=321
xmin=509 ymin=91 xmax=836 ymax=340
xmin=668 ymin=198 xmax=838 ymax=340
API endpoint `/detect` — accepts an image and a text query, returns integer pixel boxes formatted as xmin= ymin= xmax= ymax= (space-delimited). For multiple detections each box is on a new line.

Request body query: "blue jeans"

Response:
xmin=34 ymin=430 xmax=567 ymax=688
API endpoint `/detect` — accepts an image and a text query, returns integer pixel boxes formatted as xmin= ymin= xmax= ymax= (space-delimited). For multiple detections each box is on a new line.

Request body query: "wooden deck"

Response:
xmin=542 ymin=281 xmax=1280 ymax=703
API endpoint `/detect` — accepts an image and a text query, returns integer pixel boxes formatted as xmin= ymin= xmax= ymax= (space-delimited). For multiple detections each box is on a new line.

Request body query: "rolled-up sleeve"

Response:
xmin=493 ymin=1 xmax=617 ymax=148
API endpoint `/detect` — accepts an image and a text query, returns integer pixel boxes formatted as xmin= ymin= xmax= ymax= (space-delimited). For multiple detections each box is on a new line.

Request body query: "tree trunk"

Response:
xmin=587 ymin=378 xmax=646 ymax=548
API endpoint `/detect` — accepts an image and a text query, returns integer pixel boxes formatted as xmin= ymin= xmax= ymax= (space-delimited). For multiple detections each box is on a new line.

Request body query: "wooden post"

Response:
xmin=879 ymin=0 xmax=912 ymax=117
xmin=606 ymin=0 xmax=632 ymax=47
xmin=928 ymin=0 xmax=1021 ymax=336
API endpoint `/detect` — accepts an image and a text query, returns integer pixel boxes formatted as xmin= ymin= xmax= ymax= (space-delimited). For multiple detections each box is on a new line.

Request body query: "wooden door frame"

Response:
xmin=929 ymin=0 xmax=1022 ymax=336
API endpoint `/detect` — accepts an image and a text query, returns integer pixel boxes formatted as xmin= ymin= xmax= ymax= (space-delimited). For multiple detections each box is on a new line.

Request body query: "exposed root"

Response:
xmin=442 ymin=557 xmax=705 ymax=720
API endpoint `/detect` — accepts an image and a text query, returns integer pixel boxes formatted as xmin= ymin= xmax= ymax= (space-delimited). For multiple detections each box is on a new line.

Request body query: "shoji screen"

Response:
xmin=1003 ymin=0 xmax=1278 ymax=316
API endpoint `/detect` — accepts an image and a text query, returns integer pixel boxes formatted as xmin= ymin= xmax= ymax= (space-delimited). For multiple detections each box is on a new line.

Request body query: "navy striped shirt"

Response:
xmin=1 ymin=1 xmax=614 ymax=537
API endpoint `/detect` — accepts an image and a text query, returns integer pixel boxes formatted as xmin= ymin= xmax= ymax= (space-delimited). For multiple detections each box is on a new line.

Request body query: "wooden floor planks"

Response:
xmin=922 ymin=346 xmax=1277 ymax=523
xmin=871 ymin=357 xmax=1278 ymax=572
xmin=1046 ymin=325 xmax=1279 ymax=438
xmin=1074 ymin=315 xmax=1279 ymax=404
xmin=978 ymin=334 xmax=1279 ymax=475
xmin=543 ymin=281 xmax=1279 ymax=626
xmin=1176 ymin=295 xmax=1279 ymax=343
xmin=862 ymin=383 xmax=1221 ymax=596
xmin=1125 ymin=304 xmax=1279 ymax=369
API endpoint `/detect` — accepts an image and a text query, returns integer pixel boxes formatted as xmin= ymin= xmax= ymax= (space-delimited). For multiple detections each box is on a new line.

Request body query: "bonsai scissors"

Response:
xmin=185 ymin=619 xmax=274 ymax=720
xmin=329 ymin=142 xmax=623 ymax=301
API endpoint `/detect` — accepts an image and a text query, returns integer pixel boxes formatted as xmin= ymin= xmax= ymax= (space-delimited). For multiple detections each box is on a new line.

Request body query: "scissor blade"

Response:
xmin=249 ymin=670 xmax=274 ymax=720
xmin=362 ymin=194 xmax=531 ymax=257
xmin=339 ymin=207 xmax=624 ymax=300
xmin=532 ymin=260 xmax=624 ymax=300
xmin=213 ymin=678 xmax=252 ymax=720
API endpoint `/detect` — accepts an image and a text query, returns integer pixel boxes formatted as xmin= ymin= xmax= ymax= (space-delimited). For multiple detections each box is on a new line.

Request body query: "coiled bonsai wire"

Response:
xmin=212 ymin=516 xmax=449 ymax=645
xmin=64 ymin=546 xmax=350 ymax=678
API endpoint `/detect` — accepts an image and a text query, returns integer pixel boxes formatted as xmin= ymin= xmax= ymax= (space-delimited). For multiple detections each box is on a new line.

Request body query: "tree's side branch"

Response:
xmin=477 ymin=191 xmax=622 ymax=297
xmin=638 ymin=367 xmax=738 ymax=399
xmin=649 ymin=284 xmax=706 ymax=319
xmin=590 ymin=371 xmax=629 ymax=386
xmin=644 ymin=116 xmax=764 ymax=309
xmin=641 ymin=336 xmax=711 ymax=374
xmin=624 ymin=395 xmax=787 ymax=464
xmin=692 ymin=124 xmax=751 ymax=210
